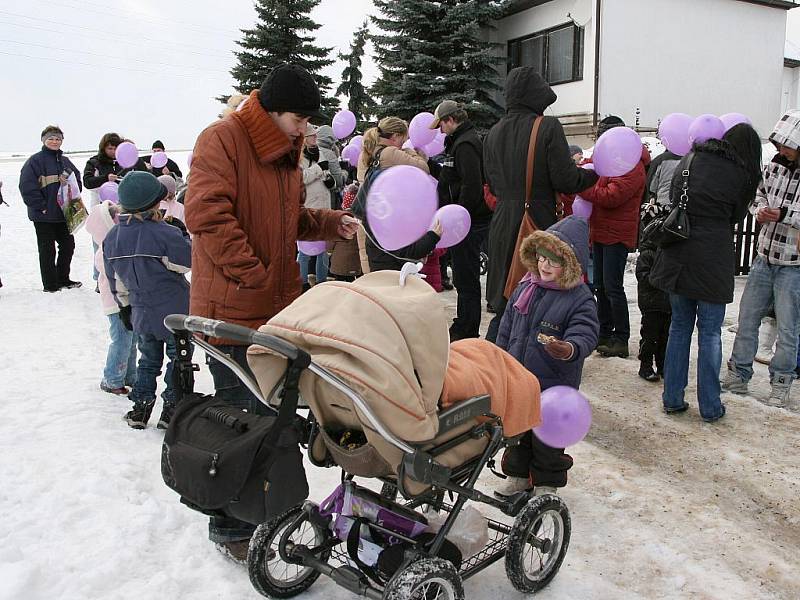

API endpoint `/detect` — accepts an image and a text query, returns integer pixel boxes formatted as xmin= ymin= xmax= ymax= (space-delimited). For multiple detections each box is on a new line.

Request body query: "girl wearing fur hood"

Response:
xmin=496 ymin=215 xmax=599 ymax=493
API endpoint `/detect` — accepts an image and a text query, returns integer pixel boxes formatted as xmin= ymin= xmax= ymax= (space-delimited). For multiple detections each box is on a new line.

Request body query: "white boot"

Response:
xmin=755 ymin=317 xmax=777 ymax=365
xmin=495 ymin=476 xmax=531 ymax=496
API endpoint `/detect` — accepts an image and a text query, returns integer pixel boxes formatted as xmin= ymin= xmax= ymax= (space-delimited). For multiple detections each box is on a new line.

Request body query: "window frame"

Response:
xmin=507 ymin=22 xmax=585 ymax=86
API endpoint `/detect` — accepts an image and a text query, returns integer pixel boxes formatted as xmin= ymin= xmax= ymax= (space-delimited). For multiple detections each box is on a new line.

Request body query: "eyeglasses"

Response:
xmin=537 ymin=254 xmax=563 ymax=268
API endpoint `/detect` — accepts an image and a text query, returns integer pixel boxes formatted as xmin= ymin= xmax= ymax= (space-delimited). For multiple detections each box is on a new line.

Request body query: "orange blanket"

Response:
xmin=440 ymin=339 xmax=541 ymax=437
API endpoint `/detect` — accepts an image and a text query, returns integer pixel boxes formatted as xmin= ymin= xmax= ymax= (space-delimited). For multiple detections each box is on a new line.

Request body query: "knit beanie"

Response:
xmin=119 ymin=171 xmax=168 ymax=212
xmin=597 ymin=115 xmax=625 ymax=137
xmin=259 ymin=64 xmax=325 ymax=120
xmin=157 ymin=174 xmax=177 ymax=197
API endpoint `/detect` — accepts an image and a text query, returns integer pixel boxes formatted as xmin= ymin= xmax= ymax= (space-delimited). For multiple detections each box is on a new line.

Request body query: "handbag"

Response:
xmin=503 ymin=116 xmax=544 ymax=300
xmin=650 ymin=152 xmax=695 ymax=248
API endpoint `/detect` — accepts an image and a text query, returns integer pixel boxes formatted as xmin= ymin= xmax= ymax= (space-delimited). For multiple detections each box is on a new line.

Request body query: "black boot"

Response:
xmin=638 ymin=363 xmax=660 ymax=382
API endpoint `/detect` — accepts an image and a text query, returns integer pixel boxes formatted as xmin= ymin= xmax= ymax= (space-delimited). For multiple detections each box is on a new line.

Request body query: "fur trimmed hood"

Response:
xmin=519 ymin=216 xmax=589 ymax=289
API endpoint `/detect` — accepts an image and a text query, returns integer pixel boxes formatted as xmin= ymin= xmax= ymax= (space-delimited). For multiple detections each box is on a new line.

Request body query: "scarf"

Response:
xmin=513 ymin=272 xmax=563 ymax=315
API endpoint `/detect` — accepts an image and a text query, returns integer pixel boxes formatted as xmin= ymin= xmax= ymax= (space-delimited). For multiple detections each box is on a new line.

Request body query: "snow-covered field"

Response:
xmin=1 ymin=154 xmax=798 ymax=600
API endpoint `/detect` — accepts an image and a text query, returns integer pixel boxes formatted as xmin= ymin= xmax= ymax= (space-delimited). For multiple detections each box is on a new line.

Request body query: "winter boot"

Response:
xmin=100 ymin=382 xmax=129 ymax=395
xmin=533 ymin=485 xmax=558 ymax=497
xmin=721 ymin=366 xmax=749 ymax=395
xmin=495 ymin=476 xmax=532 ymax=496
xmin=600 ymin=338 xmax=629 ymax=358
xmin=762 ymin=375 xmax=792 ymax=408
xmin=59 ymin=280 xmax=83 ymax=289
xmin=215 ymin=539 xmax=252 ymax=565
xmin=638 ymin=363 xmax=660 ymax=382
xmin=754 ymin=317 xmax=777 ymax=365
xmin=595 ymin=337 xmax=612 ymax=354
xmin=124 ymin=400 xmax=155 ymax=429
xmin=157 ymin=404 xmax=175 ymax=430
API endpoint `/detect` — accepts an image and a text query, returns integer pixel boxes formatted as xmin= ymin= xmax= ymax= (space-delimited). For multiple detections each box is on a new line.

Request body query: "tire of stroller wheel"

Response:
xmin=382 ymin=557 xmax=464 ymax=600
xmin=505 ymin=494 xmax=571 ymax=593
xmin=248 ymin=505 xmax=329 ymax=599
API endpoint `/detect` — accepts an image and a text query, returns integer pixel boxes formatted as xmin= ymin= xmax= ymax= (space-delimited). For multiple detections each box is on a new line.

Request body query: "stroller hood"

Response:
xmin=248 ymin=270 xmax=450 ymax=443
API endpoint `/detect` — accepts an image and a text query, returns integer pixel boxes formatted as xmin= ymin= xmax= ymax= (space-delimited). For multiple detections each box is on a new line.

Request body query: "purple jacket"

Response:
xmin=496 ymin=216 xmax=599 ymax=391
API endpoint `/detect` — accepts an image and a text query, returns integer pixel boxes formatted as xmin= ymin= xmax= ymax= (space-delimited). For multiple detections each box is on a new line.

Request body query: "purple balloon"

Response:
xmin=402 ymin=139 xmax=415 ymax=150
xmin=350 ymin=134 xmax=364 ymax=151
xmin=297 ymin=240 xmax=327 ymax=256
xmin=533 ymin=385 xmax=592 ymax=448
xmin=366 ymin=165 xmax=438 ymax=251
xmin=116 ymin=142 xmax=139 ymax=169
xmin=187 ymin=151 xmax=193 ymax=168
xmin=433 ymin=204 xmax=471 ymax=249
xmin=424 ymin=133 xmax=445 ymax=157
xmin=592 ymin=127 xmax=642 ymax=177
xmin=332 ymin=110 xmax=357 ymax=139
xmin=409 ymin=112 xmax=437 ymax=148
xmin=150 ymin=152 xmax=168 ymax=169
xmin=99 ymin=181 xmax=119 ymax=203
xmin=572 ymin=196 xmax=592 ymax=218
xmin=341 ymin=144 xmax=360 ymax=165
xmin=688 ymin=114 xmax=725 ymax=145
xmin=658 ymin=113 xmax=693 ymax=156
xmin=720 ymin=112 xmax=752 ymax=133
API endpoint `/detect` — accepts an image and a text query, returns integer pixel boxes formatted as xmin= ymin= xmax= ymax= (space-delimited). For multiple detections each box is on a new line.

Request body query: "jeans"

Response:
xmin=206 ymin=344 xmax=267 ymax=543
xmin=102 ymin=313 xmax=137 ymax=388
xmin=129 ymin=333 xmax=179 ymax=407
xmin=593 ymin=242 xmax=630 ymax=342
xmin=729 ymin=256 xmax=800 ymax=383
xmin=33 ymin=221 xmax=74 ymax=290
xmin=450 ymin=222 xmax=489 ymax=338
xmin=662 ymin=294 xmax=726 ymax=420
xmin=298 ymin=250 xmax=329 ymax=285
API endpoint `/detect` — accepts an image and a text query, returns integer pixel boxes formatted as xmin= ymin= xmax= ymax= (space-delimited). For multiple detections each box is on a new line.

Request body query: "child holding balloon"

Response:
xmin=495 ymin=215 xmax=599 ymax=494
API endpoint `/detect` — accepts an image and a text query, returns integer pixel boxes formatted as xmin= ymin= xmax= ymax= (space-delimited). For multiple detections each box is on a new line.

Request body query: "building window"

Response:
xmin=508 ymin=23 xmax=584 ymax=85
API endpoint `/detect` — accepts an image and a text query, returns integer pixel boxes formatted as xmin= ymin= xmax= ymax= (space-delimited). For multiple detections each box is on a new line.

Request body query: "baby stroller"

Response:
xmin=164 ymin=272 xmax=571 ymax=600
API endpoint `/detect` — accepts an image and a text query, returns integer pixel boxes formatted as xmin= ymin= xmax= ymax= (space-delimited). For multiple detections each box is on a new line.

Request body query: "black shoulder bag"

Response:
xmin=643 ymin=152 xmax=695 ymax=248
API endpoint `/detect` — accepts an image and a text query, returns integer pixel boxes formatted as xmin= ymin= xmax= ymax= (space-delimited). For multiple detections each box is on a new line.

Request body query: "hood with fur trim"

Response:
xmin=519 ymin=216 xmax=589 ymax=289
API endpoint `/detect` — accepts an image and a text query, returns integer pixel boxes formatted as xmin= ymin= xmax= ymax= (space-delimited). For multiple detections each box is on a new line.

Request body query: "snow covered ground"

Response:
xmin=1 ymin=155 xmax=798 ymax=600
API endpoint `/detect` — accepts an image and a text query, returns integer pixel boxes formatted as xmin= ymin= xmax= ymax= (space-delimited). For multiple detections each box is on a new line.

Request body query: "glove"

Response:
xmin=119 ymin=305 xmax=133 ymax=331
xmin=317 ymin=160 xmax=329 ymax=171
xmin=322 ymin=172 xmax=336 ymax=189
xmin=544 ymin=339 xmax=574 ymax=361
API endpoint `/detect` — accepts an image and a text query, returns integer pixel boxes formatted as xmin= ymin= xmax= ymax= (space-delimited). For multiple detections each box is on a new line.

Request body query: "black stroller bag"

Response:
xmin=161 ymin=391 xmax=308 ymax=526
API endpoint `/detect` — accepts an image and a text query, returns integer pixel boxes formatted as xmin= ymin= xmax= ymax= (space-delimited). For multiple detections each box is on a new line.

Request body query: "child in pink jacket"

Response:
xmin=85 ymin=200 xmax=137 ymax=394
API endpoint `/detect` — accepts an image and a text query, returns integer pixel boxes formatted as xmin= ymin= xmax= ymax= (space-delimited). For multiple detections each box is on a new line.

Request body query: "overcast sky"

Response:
xmin=2 ymin=0 xmax=800 ymax=153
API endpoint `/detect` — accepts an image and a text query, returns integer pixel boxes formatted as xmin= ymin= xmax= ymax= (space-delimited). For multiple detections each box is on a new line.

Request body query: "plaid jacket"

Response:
xmin=751 ymin=110 xmax=800 ymax=266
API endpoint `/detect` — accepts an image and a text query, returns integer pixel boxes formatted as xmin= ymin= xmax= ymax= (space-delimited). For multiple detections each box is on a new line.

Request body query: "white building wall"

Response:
xmin=599 ymin=0 xmax=787 ymax=137
xmin=490 ymin=0 xmax=596 ymax=116
xmin=781 ymin=65 xmax=800 ymax=114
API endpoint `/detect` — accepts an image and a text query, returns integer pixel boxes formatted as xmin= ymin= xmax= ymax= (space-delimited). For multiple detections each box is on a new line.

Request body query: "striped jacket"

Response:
xmin=751 ymin=110 xmax=800 ymax=266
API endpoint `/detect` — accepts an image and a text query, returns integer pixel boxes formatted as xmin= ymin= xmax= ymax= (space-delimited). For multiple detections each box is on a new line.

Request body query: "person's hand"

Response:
xmin=544 ymin=339 xmax=574 ymax=361
xmin=318 ymin=160 xmax=329 ymax=171
xmin=161 ymin=166 xmax=170 ymax=175
xmin=119 ymin=305 xmax=133 ymax=331
xmin=756 ymin=207 xmax=781 ymax=224
xmin=59 ymin=174 xmax=68 ymax=185
xmin=431 ymin=219 xmax=443 ymax=237
xmin=337 ymin=214 xmax=360 ymax=239
xmin=108 ymin=174 xmax=119 ymax=182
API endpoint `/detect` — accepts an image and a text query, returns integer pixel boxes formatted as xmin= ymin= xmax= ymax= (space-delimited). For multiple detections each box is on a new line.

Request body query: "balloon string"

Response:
xmin=360 ymin=225 xmax=424 ymax=265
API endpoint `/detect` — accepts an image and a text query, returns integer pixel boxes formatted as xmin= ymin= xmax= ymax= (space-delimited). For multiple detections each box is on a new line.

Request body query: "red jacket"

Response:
xmin=582 ymin=146 xmax=651 ymax=249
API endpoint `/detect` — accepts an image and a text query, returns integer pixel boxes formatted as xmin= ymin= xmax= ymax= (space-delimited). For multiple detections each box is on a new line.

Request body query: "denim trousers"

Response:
xmin=298 ymin=250 xmax=329 ymax=284
xmin=450 ymin=222 xmax=489 ymax=338
xmin=593 ymin=242 xmax=630 ymax=342
xmin=662 ymin=294 xmax=726 ymax=420
xmin=128 ymin=333 xmax=179 ymax=408
xmin=102 ymin=313 xmax=137 ymax=388
xmin=206 ymin=344 xmax=269 ymax=543
xmin=729 ymin=256 xmax=800 ymax=383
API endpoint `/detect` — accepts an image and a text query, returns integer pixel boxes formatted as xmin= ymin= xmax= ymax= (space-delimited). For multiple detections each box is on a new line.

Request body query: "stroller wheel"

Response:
xmin=479 ymin=251 xmax=488 ymax=276
xmin=505 ymin=494 xmax=571 ymax=593
xmin=382 ymin=557 xmax=464 ymax=600
xmin=248 ymin=505 xmax=329 ymax=599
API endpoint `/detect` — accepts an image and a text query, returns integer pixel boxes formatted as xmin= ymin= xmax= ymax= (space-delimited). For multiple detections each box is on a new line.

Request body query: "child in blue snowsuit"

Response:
xmin=496 ymin=216 xmax=599 ymax=493
xmin=104 ymin=172 xmax=192 ymax=430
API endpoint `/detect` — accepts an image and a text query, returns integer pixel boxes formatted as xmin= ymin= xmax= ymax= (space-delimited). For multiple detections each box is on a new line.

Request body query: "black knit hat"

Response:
xmin=151 ymin=140 xmax=165 ymax=150
xmin=259 ymin=64 xmax=325 ymax=120
xmin=597 ymin=115 xmax=625 ymax=137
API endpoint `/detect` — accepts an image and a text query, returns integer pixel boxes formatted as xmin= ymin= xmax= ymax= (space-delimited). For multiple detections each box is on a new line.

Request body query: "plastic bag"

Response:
xmin=423 ymin=504 xmax=489 ymax=558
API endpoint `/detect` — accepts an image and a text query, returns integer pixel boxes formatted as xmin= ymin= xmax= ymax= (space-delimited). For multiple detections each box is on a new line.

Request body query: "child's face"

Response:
xmin=537 ymin=254 xmax=563 ymax=283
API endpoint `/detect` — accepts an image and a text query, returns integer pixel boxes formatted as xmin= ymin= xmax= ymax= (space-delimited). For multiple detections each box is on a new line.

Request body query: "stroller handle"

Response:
xmin=164 ymin=314 xmax=308 ymax=363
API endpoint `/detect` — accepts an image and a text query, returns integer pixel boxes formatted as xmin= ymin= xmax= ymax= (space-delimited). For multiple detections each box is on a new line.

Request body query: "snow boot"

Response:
xmin=59 ymin=280 xmax=83 ymax=289
xmin=600 ymin=338 xmax=629 ymax=358
xmin=638 ymin=364 xmax=660 ymax=382
xmin=595 ymin=336 xmax=612 ymax=353
xmin=124 ymin=400 xmax=155 ymax=429
xmin=157 ymin=405 xmax=175 ymax=430
xmin=721 ymin=367 xmax=749 ymax=395
xmin=100 ymin=382 xmax=129 ymax=395
xmin=754 ymin=317 xmax=777 ymax=365
xmin=215 ymin=540 xmax=251 ymax=565
xmin=762 ymin=375 xmax=792 ymax=408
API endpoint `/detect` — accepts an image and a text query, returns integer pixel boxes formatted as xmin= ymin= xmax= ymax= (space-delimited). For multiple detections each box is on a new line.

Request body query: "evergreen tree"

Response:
xmin=335 ymin=20 xmax=375 ymax=125
xmin=221 ymin=0 xmax=337 ymax=115
xmin=371 ymin=0 xmax=509 ymax=132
